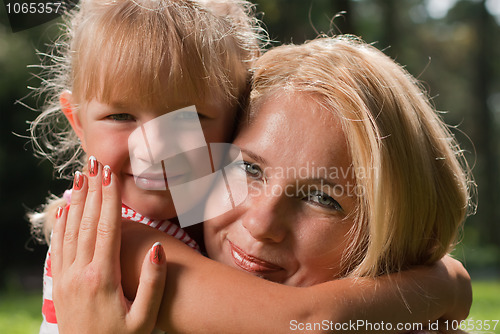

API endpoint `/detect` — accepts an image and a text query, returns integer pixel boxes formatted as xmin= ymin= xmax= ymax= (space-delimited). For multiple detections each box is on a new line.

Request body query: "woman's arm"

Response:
xmin=121 ymin=222 xmax=471 ymax=334
xmin=52 ymin=163 xmax=471 ymax=334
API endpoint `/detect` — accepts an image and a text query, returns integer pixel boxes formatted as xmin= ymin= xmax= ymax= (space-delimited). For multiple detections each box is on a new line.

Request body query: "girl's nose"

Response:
xmin=128 ymin=111 xmax=208 ymax=176
xmin=132 ymin=117 xmax=182 ymax=164
xmin=241 ymin=190 xmax=289 ymax=243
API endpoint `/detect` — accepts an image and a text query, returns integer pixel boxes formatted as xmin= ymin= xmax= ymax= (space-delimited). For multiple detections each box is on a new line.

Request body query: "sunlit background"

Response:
xmin=1 ymin=0 xmax=499 ymax=333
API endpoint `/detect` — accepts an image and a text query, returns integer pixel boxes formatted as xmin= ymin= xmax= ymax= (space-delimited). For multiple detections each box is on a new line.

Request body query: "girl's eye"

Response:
xmin=307 ymin=191 xmax=343 ymax=211
xmin=107 ymin=113 xmax=135 ymax=121
xmin=174 ymin=111 xmax=207 ymax=121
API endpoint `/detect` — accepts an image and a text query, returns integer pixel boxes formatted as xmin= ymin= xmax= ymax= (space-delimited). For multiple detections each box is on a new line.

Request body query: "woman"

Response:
xmin=50 ymin=36 xmax=474 ymax=333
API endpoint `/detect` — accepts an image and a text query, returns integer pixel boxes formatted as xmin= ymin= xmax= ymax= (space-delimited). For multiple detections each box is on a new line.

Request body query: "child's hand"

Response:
xmin=50 ymin=157 xmax=167 ymax=334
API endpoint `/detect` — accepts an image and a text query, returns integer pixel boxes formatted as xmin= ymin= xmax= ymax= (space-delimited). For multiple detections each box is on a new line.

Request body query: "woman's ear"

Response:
xmin=60 ymin=91 xmax=86 ymax=151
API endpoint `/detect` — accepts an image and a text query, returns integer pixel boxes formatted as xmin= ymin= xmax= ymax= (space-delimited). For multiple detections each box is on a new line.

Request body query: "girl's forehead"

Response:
xmin=73 ymin=38 xmax=226 ymax=108
xmin=76 ymin=69 xmax=220 ymax=110
xmin=98 ymin=84 xmax=191 ymax=109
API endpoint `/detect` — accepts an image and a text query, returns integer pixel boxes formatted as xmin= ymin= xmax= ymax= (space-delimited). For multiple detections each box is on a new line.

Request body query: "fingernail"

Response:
xmin=73 ymin=171 xmax=83 ymax=190
xmin=89 ymin=156 xmax=98 ymax=177
xmin=56 ymin=206 xmax=64 ymax=219
xmin=103 ymin=165 xmax=111 ymax=186
xmin=150 ymin=242 xmax=165 ymax=265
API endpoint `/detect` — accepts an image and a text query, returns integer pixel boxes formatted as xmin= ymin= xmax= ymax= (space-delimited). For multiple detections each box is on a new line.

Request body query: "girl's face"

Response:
xmin=64 ymin=90 xmax=236 ymax=220
xmin=204 ymin=92 xmax=358 ymax=286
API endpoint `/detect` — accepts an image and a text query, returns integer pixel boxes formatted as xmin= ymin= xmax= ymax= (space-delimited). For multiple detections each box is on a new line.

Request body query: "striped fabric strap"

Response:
xmin=121 ymin=204 xmax=200 ymax=251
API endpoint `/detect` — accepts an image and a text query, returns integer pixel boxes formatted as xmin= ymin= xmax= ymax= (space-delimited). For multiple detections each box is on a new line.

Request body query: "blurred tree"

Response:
xmin=0 ymin=7 xmax=68 ymax=289
xmin=375 ymin=0 xmax=399 ymax=57
xmin=254 ymin=0 xmax=355 ymax=44
xmin=473 ymin=0 xmax=500 ymax=245
xmin=435 ymin=0 xmax=500 ymax=252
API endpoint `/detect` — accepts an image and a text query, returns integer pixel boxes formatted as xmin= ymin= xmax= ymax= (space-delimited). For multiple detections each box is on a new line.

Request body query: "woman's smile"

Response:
xmin=229 ymin=241 xmax=284 ymax=275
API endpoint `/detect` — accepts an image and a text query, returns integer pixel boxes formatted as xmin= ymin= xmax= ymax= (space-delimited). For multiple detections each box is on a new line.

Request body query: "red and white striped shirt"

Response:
xmin=39 ymin=203 xmax=199 ymax=334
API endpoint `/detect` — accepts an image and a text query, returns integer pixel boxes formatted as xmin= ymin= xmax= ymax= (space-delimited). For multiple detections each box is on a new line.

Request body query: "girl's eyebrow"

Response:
xmin=109 ymin=101 xmax=131 ymax=110
xmin=241 ymin=148 xmax=268 ymax=166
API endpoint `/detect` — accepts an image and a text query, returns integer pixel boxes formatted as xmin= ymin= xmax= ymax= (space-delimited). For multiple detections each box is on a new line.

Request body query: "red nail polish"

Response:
xmin=103 ymin=165 xmax=111 ymax=186
xmin=73 ymin=171 xmax=83 ymax=190
xmin=56 ymin=206 xmax=64 ymax=219
xmin=89 ymin=156 xmax=98 ymax=177
xmin=150 ymin=242 xmax=164 ymax=265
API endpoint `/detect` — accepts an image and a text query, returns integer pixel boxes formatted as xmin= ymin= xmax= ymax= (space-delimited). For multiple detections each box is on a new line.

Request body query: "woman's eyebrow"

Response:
xmin=306 ymin=177 xmax=340 ymax=190
xmin=240 ymin=148 xmax=268 ymax=165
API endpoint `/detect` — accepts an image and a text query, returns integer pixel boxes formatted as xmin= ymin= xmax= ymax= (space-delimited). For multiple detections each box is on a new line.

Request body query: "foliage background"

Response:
xmin=0 ymin=0 xmax=499 ymax=326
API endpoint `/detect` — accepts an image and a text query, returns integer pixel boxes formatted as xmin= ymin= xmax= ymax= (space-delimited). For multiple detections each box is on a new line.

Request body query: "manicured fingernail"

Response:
xmin=73 ymin=171 xmax=83 ymax=190
xmin=103 ymin=165 xmax=111 ymax=186
xmin=89 ymin=156 xmax=98 ymax=177
xmin=56 ymin=206 xmax=64 ymax=219
xmin=150 ymin=242 xmax=165 ymax=265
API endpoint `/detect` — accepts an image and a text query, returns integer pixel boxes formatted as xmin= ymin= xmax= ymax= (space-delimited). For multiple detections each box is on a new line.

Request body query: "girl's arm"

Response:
xmin=51 ymin=164 xmax=167 ymax=334
xmin=121 ymin=222 xmax=471 ymax=334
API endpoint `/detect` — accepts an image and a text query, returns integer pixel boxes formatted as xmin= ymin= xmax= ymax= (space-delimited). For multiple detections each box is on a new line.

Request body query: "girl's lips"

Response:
xmin=137 ymin=173 xmax=166 ymax=180
xmin=130 ymin=172 xmax=185 ymax=190
xmin=132 ymin=173 xmax=168 ymax=190
xmin=229 ymin=241 xmax=283 ymax=274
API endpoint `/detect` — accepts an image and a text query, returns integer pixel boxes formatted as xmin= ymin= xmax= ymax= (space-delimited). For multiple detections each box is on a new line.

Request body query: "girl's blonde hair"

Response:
xmin=249 ymin=36 xmax=475 ymax=277
xmin=29 ymin=0 xmax=266 ymax=242
xmin=31 ymin=0 xmax=264 ymax=178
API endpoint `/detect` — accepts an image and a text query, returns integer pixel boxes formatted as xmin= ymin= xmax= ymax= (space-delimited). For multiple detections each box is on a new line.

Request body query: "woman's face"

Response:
xmin=204 ymin=92 xmax=358 ymax=286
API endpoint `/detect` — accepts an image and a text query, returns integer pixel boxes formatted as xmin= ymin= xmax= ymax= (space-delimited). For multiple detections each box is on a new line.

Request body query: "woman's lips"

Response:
xmin=229 ymin=241 xmax=283 ymax=275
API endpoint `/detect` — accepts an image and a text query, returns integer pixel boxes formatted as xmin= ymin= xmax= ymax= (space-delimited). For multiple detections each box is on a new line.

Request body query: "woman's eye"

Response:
xmin=242 ymin=161 xmax=263 ymax=179
xmin=307 ymin=191 xmax=342 ymax=211
xmin=107 ymin=113 xmax=135 ymax=121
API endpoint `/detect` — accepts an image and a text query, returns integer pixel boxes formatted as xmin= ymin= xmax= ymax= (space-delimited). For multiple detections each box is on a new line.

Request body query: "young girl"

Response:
xmin=29 ymin=0 xmax=262 ymax=332
xmin=49 ymin=36 xmax=474 ymax=333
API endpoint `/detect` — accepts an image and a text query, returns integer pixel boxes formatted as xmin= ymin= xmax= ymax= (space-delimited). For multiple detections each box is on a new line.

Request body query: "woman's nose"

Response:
xmin=241 ymin=191 xmax=289 ymax=243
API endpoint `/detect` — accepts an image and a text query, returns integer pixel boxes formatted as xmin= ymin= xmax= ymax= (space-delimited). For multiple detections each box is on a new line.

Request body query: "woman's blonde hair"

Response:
xmin=249 ymin=36 xmax=475 ymax=277
xmin=29 ymin=0 xmax=266 ymax=242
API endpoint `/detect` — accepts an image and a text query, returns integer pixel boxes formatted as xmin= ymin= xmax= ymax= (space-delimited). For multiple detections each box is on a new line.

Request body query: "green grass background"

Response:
xmin=1 ymin=280 xmax=499 ymax=334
